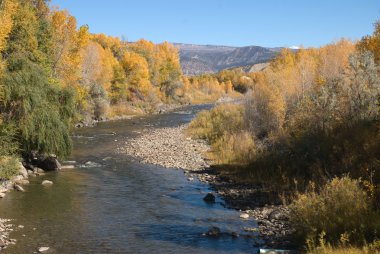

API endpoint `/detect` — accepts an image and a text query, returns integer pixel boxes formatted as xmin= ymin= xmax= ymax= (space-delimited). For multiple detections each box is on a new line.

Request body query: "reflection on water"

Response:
xmin=0 ymin=105 xmax=259 ymax=253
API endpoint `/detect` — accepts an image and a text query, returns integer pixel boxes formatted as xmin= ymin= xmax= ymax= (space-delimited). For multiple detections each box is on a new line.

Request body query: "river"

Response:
xmin=0 ymin=105 xmax=260 ymax=253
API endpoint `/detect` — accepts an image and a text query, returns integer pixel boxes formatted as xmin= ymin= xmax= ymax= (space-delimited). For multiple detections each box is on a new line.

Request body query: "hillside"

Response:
xmin=174 ymin=43 xmax=282 ymax=75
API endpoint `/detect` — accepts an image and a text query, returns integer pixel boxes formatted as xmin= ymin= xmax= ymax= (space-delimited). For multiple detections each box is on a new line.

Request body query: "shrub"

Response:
xmin=188 ymin=103 xmax=245 ymax=143
xmin=0 ymin=156 xmax=19 ymax=180
xmin=188 ymin=104 xmax=256 ymax=165
xmin=212 ymin=131 xmax=255 ymax=164
xmin=290 ymin=177 xmax=378 ymax=246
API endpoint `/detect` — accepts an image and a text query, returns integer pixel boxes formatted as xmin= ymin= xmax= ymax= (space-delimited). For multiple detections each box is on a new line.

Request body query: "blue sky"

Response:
xmin=50 ymin=0 xmax=380 ymax=48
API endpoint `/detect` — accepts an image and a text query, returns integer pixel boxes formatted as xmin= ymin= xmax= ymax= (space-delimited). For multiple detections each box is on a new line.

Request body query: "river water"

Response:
xmin=0 ymin=105 xmax=259 ymax=253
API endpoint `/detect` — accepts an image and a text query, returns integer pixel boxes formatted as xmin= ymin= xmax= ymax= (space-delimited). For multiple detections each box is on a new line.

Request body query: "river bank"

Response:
xmin=75 ymin=102 xmax=188 ymax=128
xmin=119 ymin=124 xmax=295 ymax=249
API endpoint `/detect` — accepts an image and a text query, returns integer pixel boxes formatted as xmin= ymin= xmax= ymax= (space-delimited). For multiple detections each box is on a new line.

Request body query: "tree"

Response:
xmin=357 ymin=21 xmax=380 ymax=64
xmin=51 ymin=10 xmax=89 ymax=87
xmin=121 ymin=51 xmax=151 ymax=97
xmin=244 ymin=81 xmax=286 ymax=138
xmin=1 ymin=0 xmax=74 ymax=157
xmin=156 ymin=42 xmax=183 ymax=99
xmin=0 ymin=0 xmax=17 ymax=53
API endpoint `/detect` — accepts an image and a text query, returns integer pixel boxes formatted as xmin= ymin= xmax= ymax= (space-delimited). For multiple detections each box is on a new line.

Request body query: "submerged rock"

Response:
xmin=203 ymin=193 xmax=216 ymax=203
xmin=206 ymin=227 xmax=221 ymax=237
xmin=81 ymin=161 xmax=102 ymax=168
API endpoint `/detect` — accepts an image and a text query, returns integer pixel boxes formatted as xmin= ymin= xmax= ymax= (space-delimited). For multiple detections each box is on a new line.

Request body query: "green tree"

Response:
xmin=1 ymin=1 xmax=74 ymax=157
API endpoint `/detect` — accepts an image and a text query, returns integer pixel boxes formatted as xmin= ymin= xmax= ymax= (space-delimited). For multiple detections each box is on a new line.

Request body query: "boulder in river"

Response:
xmin=36 ymin=155 xmax=61 ymax=171
xmin=206 ymin=227 xmax=221 ymax=237
xmin=38 ymin=246 xmax=50 ymax=252
xmin=203 ymin=193 xmax=216 ymax=203
xmin=14 ymin=184 xmax=25 ymax=192
xmin=41 ymin=180 xmax=53 ymax=186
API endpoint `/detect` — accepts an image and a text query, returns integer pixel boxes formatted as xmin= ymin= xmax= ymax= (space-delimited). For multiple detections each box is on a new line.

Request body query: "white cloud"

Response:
xmin=289 ymin=46 xmax=300 ymax=50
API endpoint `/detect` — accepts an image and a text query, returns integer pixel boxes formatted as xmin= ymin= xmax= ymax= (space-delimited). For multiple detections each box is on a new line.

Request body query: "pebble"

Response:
xmin=118 ymin=125 xmax=210 ymax=171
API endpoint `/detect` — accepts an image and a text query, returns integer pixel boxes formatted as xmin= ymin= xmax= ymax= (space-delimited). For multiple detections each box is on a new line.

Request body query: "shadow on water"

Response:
xmin=0 ymin=104 xmax=260 ymax=253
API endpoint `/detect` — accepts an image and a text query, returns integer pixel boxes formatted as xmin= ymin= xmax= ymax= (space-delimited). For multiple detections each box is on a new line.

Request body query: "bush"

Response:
xmin=0 ymin=156 xmax=19 ymax=180
xmin=188 ymin=104 xmax=257 ymax=164
xmin=188 ymin=103 xmax=245 ymax=143
xmin=290 ymin=177 xmax=378 ymax=246
xmin=212 ymin=131 xmax=255 ymax=164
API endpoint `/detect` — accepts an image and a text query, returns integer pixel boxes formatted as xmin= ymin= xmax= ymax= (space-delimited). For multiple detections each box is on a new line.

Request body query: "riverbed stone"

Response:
xmin=0 ymin=193 xmax=5 ymax=198
xmin=269 ymin=209 xmax=288 ymax=221
xmin=38 ymin=246 xmax=49 ymax=252
xmin=11 ymin=175 xmax=24 ymax=182
xmin=41 ymin=180 xmax=53 ymax=186
xmin=206 ymin=227 xmax=221 ymax=237
xmin=203 ymin=193 xmax=216 ymax=203
xmin=14 ymin=184 xmax=25 ymax=192
xmin=17 ymin=162 xmax=28 ymax=179
xmin=240 ymin=213 xmax=249 ymax=219
xmin=15 ymin=179 xmax=29 ymax=185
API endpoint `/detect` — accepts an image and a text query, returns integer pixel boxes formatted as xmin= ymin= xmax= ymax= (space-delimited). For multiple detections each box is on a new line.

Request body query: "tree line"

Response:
xmin=0 ymin=0 xmax=238 ymax=164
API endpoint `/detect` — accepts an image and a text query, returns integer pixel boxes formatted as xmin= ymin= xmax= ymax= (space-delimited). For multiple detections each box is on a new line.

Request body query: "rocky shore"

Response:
xmin=119 ymin=125 xmax=210 ymax=171
xmin=119 ymin=124 xmax=295 ymax=249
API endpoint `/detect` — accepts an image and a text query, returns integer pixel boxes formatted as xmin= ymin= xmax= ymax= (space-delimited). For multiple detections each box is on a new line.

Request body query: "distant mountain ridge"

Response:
xmin=174 ymin=43 xmax=282 ymax=75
